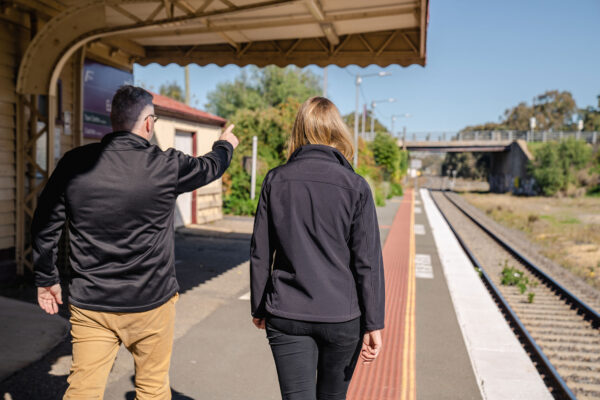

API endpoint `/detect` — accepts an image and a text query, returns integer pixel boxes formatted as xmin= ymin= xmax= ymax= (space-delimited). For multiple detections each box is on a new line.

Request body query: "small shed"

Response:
xmin=151 ymin=92 xmax=227 ymax=227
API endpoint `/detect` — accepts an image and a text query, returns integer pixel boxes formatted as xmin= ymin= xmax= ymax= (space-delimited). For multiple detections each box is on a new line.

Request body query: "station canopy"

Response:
xmin=17 ymin=0 xmax=429 ymax=95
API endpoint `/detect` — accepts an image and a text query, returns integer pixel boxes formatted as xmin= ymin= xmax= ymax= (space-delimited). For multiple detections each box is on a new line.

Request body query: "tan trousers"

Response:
xmin=63 ymin=294 xmax=178 ymax=400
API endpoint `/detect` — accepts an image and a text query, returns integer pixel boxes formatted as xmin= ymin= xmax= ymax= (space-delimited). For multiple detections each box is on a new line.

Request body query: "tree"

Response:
xmin=342 ymin=110 xmax=389 ymax=136
xmin=221 ymin=98 xmax=301 ymax=215
xmin=528 ymin=138 xmax=593 ymax=196
xmin=528 ymin=144 xmax=565 ymax=196
xmin=207 ymin=66 xmax=407 ymax=214
xmin=206 ymin=66 xmax=321 ymax=119
xmin=159 ymin=81 xmax=185 ymax=102
xmin=462 ymin=90 xmax=578 ymax=133
xmin=581 ymin=94 xmax=600 ymax=132
xmin=370 ymin=132 xmax=403 ymax=180
xmin=500 ymin=91 xmax=577 ymax=131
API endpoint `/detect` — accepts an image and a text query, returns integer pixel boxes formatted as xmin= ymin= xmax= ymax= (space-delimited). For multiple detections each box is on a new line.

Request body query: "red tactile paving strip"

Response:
xmin=347 ymin=189 xmax=416 ymax=400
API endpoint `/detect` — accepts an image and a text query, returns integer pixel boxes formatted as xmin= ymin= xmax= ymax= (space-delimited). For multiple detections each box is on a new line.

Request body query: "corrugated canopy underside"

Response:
xmin=102 ymin=0 xmax=429 ymax=68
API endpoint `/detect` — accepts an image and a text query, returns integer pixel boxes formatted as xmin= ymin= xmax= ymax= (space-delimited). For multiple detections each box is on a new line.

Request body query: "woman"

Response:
xmin=250 ymin=96 xmax=385 ymax=400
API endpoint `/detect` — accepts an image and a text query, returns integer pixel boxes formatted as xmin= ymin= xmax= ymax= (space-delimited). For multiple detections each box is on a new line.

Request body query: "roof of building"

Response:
xmin=151 ymin=92 xmax=226 ymax=127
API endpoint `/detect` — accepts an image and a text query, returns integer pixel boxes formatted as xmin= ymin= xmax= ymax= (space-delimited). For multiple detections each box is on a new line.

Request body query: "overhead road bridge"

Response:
xmin=2 ymin=0 xmax=430 ymax=277
xmin=400 ymin=140 xmax=512 ymax=153
xmin=400 ymin=138 xmax=535 ymax=195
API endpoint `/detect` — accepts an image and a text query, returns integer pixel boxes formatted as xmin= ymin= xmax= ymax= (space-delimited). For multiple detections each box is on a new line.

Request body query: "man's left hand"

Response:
xmin=37 ymin=284 xmax=63 ymax=315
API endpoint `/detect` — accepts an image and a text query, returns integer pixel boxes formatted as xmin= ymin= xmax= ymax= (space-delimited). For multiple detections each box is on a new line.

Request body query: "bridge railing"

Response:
xmin=401 ymin=131 xmax=598 ymax=144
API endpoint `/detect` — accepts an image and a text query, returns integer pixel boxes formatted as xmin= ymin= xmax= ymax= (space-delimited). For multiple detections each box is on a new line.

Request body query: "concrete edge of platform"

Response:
xmin=0 ymin=296 xmax=70 ymax=383
xmin=420 ymin=189 xmax=552 ymax=400
xmin=177 ymin=226 xmax=251 ymax=240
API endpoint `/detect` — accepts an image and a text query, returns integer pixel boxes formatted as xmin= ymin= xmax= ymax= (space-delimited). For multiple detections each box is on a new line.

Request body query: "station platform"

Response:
xmin=1 ymin=189 xmax=551 ymax=399
xmin=348 ymin=188 xmax=480 ymax=400
xmin=350 ymin=188 xmax=551 ymax=400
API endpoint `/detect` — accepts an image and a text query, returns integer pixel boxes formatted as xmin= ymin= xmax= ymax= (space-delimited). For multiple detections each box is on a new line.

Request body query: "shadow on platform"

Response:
xmin=0 ymin=231 xmax=251 ymax=400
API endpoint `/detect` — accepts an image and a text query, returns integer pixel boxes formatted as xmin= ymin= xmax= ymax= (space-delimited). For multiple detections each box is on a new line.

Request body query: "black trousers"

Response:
xmin=266 ymin=315 xmax=362 ymax=400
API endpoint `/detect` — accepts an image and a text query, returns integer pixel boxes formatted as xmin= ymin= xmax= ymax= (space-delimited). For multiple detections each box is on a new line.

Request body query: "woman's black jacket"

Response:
xmin=250 ymin=144 xmax=385 ymax=331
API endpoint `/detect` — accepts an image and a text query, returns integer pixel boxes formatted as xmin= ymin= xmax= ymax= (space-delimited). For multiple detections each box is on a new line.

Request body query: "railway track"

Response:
xmin=429 ymin=189 xmax=600 ymax=400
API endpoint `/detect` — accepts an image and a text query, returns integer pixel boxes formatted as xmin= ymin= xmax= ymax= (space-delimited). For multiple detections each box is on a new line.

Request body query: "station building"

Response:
xmin=151 ymin=92 xmax=226 ymax=227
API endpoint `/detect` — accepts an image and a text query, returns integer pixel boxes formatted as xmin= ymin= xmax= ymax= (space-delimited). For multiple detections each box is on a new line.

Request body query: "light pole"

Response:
xmin=353 ymin=71 xmax=391 ymax=167
xmin=369 ymin=98 xmax=395 ymax=139
xmin=529 ymin=116 xmax=536 ymax=142
xmin=391 ymin=113 xmax=411 ymax=136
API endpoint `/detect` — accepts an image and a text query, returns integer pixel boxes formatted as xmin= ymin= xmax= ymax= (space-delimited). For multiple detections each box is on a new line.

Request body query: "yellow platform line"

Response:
xmin=401 ymin=189 xmax=417 ymax=400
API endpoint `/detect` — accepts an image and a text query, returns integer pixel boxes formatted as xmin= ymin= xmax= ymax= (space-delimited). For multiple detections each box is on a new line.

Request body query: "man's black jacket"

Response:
xmin=250 ymin=145 xmax=385 ymax=331
xmin=32 ymin=131 xmax=233 ymax=312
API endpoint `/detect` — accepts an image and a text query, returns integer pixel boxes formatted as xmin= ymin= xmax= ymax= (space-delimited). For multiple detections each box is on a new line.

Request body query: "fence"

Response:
xmin=401 ymin=131 xmax=599 ymax=144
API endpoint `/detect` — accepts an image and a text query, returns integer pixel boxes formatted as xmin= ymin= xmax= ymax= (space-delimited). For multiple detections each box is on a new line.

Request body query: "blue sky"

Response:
xmin=134 ymin=0 xmax=600 ymax=134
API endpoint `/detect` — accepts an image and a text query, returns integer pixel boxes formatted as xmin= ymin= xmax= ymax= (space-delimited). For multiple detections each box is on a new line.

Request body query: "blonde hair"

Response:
xmin=288 ymin=97 xmax=355 ymax=161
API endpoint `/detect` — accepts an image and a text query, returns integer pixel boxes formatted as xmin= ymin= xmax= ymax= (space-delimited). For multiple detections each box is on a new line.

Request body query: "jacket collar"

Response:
xmin=101 ymin=131 xmax=151 ymax=149
xmin=288 ymin=144 xmax=354 ymax=171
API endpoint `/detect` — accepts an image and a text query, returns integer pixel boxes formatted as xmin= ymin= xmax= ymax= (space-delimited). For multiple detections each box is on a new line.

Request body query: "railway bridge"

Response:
xmin=399 ymin=137 xmax=535 ymax=194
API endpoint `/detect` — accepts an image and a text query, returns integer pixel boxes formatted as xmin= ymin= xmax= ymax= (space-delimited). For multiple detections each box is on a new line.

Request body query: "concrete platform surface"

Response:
xmin=413 ymin=189 xmax=481 ymax=400
xmin=1 ymin=199 xmax=403 ymax=399
xmin=421 ymin=189 xmax=552 ymax=400
xmin=0 ymin=296 xmax=69 ymax=382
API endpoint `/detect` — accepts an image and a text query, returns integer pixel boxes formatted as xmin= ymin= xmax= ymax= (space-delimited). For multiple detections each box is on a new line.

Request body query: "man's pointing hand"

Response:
xmin=220 ymin=124 xmax=239 ymax=149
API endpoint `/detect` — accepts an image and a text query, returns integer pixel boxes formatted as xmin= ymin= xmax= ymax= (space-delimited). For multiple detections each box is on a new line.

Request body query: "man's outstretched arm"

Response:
xmin=175 ymin=124 xmax=239 ymax=194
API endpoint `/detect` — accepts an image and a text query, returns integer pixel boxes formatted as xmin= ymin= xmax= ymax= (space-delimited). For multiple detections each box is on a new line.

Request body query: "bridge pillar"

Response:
xmin=488 ymin=140 xmax=534 ymax=195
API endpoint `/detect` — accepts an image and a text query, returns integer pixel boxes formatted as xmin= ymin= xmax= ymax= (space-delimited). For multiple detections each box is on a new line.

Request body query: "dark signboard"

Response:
xmin=83 ymin=60 xmax=133 ymax=139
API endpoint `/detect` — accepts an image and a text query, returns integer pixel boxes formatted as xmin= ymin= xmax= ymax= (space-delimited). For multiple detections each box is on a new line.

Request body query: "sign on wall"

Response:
xmin=83 ymin=60 xmax=133 ymax=139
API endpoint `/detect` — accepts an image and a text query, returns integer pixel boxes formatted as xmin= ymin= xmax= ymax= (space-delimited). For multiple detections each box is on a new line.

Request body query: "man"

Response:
xmin=32 ymin=85 xmax=238 ymax=399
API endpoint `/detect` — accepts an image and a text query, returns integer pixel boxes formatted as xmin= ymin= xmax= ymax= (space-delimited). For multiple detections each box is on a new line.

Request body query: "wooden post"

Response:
xmin=15 ymin=95 xmax=25 ymax=275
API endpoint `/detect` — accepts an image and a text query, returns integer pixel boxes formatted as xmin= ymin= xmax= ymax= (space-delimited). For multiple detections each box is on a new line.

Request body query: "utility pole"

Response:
xmin=352 ymin=71 xmax=391 ymax=167
xmin=370 ymin=98 xmax=395 ymax=137
xmin=250 ymin=136 xmax=257 ymax=200
xmin=185 ymin=65 xmax=190 ymax=105
xmin=353 ymin=75 xmax=361 ymax=166
xmin=361 ymin=104 xmax=366 ymax=140
xmin=529 ymin=117 xmax=536 ymax=142
xmin=391 ymin=113 xmax=411 ymax=137
xmin=370 ymin=104 xmax=375 ymax=138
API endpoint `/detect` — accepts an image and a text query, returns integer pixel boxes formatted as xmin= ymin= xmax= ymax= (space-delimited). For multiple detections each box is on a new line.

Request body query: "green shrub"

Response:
xmin=500 ymin=261 xmax=538 ymax=303
xmin=529 ymin=139 xmax=594 ymax=196
xmin=223 ymin=196 xmax=259 ymax=216
xmin=389 ymin=182 xmax=404 ymax=198
xmin=374 ymin=186 xmax=386 ymax=207
xmin=558 ymin=138 xmax=592 ymax=170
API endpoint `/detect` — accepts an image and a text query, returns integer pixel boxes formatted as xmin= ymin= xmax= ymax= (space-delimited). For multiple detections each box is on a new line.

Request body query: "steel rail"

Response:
xmin=442 ymin=190 xmax=600 ymax=328
xmin=428 ymin=189 xmax=578 ymax=400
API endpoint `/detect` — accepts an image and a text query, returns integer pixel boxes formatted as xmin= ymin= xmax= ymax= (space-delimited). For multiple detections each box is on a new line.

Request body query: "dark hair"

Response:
xmin=110 ymin=85 xmax=154 ymax=131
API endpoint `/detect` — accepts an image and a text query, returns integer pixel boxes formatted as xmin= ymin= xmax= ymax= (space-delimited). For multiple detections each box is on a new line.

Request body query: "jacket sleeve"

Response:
xmin=250 ymin=175 xmax=274 ymax=318
xmin=175 ymin=140 xmax=234 ymax=194
xmin=31 ymin=156 xmax=68 ymax=287
xmin=349 ymin=182 xmax=385 ymax=331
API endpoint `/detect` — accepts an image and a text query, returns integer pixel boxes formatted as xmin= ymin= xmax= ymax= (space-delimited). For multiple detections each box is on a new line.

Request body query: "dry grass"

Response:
xmin=462 ymin=193 xmax=600 ymax=289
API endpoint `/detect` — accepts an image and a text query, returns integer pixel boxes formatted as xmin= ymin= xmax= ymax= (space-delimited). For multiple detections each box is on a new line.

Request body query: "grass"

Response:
xmin=463 ymin=192 xmax=600 ymax=289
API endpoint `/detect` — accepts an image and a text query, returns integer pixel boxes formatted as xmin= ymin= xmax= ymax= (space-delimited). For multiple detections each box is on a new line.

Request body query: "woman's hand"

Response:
xmin=252 ymin=317 xmax=266 ymax=329
xmin=360 ymin=330 xmax=382 ymax=364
